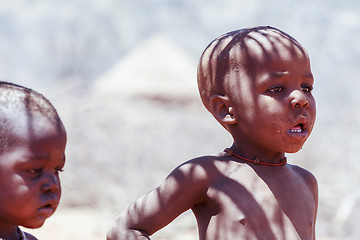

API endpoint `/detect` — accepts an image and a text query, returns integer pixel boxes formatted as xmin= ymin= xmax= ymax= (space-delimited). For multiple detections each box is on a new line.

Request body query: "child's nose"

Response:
xmin=41 ymin=172 xmax=60 ymax=193
xmin=290 ymin=90 xmax=309 ymax=109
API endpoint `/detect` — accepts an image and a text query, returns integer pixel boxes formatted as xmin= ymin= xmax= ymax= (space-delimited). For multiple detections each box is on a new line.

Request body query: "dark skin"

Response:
xmin=0 ymin=112 xmax=66 ymax=240
xmin=107 ymin=28 xmax=318 ymax=240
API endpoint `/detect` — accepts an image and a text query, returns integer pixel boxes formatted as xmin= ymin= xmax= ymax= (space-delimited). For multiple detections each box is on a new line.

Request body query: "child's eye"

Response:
xmin=28 ymin=168 xmax=43 ymax=175
xmin=54 ymin=168 xmax=64 ymax=175
xmin=53 ymin=167 xmax=64 ymax=176
xmin=267 ymin=86 xmax=284 ymax=93
xmin=302 ymin=85 xmax=313 ymax=93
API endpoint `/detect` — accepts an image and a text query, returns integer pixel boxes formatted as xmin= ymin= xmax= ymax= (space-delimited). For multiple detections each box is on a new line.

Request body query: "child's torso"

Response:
xmin=192 ymin=160 xmax=316 ymax=240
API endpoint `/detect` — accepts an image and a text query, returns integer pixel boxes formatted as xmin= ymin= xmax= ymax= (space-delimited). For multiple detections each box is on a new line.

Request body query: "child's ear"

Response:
xmin=209 ymin=95 xmax=237 ymax=124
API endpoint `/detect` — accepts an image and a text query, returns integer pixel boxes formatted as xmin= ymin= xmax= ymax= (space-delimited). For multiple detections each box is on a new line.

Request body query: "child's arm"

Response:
xmin=307 ymin=172 xmax=318 ymax=239
xmin=295 ymin=166 xmax=319 ymax=239
xmin=107 ymin=159 xmax=211 ymax=240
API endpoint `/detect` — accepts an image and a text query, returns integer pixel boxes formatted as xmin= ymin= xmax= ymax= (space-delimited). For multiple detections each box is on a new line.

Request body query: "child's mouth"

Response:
xmin=288 ymin=124 xmax=303 ymax=133
xmin=38 ymin=199 xmax=58 ymax=217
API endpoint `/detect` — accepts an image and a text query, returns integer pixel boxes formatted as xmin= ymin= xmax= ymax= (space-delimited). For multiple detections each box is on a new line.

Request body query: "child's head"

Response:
xmin=197 ymin=26 xmax=316 ymax=153
xmin=0 ymin=82 xmax=67 ymax=230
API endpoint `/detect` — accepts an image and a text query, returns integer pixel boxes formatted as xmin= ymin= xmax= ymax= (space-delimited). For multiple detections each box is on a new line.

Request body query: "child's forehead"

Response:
xmin=3 ymin=111 xmax=66 ymax=145
xmin=0 ymin=115 xmax=66 ymax=161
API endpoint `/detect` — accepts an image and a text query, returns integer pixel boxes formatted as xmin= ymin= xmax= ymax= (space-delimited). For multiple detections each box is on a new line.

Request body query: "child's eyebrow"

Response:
xmin=60 ymin=155 xmax=66 ymax=165
xmin=270 ymin=71 xmax=289 ymax=78
xmin=303 ymin=72 xmax=314 ymax=79
xmin=259 ymin=71 xmax=314 ymax=86
xmin=268 ymin=71 xmax=314 ymax=80
xmin=31 ymin=153 xmax=51 ymax=160
xmin=261 ymin=71 xmax=289 ymax=82
xmin=30 ymin=153 xmax=66 ymax=163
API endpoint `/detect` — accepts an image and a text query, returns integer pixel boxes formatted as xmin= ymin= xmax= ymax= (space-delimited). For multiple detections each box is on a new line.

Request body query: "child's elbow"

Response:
xmin=107 ymin=215 xmax=150 ymax=240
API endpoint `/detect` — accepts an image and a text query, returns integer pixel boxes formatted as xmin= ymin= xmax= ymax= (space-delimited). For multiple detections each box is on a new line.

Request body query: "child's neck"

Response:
xmin=0 ymin=226 xmax=24 ymax=240
xmin=229 ymin=143 xmax=286 ymax=165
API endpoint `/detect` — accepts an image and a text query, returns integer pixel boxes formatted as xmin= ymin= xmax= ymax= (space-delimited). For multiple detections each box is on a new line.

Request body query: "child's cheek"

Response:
xmin=270 ymin=123 xmax=283 ymax=135
xmin=13 ymin=175 xmax=38 ymax=196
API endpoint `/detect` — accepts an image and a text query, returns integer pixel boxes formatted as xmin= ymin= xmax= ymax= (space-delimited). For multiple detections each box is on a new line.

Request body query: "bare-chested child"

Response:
xmin=107 ymin=26 xmax=318 ymax=240
xmin=0 ymin=82 xmax=67 ymax=240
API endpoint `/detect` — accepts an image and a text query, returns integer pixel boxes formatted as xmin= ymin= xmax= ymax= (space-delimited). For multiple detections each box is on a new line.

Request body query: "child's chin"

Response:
xmin=21 ymin=219 xmax=46 ymax=229
xmin=285 ymin=145 xmax=304 ymax=154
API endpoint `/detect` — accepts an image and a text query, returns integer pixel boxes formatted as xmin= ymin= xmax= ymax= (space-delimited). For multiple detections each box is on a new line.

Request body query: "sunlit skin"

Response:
xmin=107 ymin=27 xmax=318 ymax=240
xmin=0 ymin=86 xmax=67 ymax=240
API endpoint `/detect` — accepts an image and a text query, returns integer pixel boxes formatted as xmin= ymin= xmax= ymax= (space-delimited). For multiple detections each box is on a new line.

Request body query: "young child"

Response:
xmin=0 ymin=82 xmax=67 ymax=240
xmin=107 ymin=26 xmax=318 ymax=240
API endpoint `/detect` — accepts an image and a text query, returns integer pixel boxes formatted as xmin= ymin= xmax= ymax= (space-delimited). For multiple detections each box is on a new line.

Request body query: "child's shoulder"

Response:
xmin=288 ymin=164 xmax=316 ymax=181
xmin=287 ymin=164 xmax=318 ymax=193
xmin=169 ymin=152 xmax=241 ymax=183
xmin=179 ymin=151 xmax=232 ymax=170
xmin=172 ymin=154 xmax=222 ymax=178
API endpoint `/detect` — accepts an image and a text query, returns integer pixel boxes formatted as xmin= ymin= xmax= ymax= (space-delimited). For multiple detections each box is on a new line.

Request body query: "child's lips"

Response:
xmin=288 ymin=115 xmax=310 ymax=134
xmin=38 ymin=200 xmax=58 ymax=217
xmin=38 ymin=206 xmax=55 ymax=217
xmin=287 ymin=123 xmax=309 ymax=139
xmin=288 ymin=124 xmax=303 ymax=133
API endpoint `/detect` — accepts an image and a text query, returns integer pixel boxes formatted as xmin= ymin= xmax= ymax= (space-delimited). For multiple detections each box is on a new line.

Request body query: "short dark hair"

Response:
xmin=0 ymin=81 xmax=62 ymax=152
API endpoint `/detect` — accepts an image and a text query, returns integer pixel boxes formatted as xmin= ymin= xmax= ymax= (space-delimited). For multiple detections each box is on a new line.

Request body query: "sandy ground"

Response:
xmin=22 ymin=207 xmax=351 ymax=240
xmin=23 ymin=207 xmax=110 ymax=240
xmin=23 ymin=207 xmax=198 ymax=240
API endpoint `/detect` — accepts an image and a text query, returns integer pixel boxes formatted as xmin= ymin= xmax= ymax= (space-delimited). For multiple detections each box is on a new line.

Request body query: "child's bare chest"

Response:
xmin=193 ymin=164 xmax=315 ymax=240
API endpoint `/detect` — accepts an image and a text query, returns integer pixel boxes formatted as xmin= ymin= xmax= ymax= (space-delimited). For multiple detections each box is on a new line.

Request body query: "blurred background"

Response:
xmin=1 ymin=0 xmax=360 ymax=239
